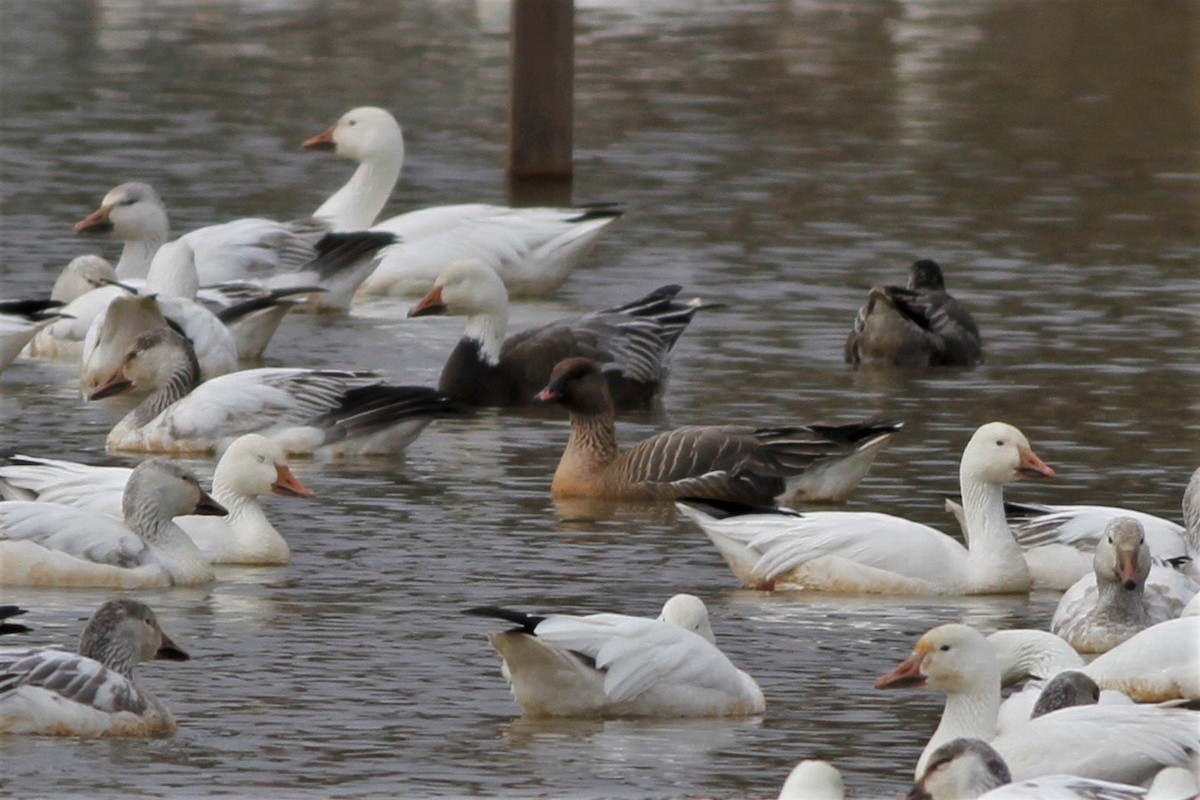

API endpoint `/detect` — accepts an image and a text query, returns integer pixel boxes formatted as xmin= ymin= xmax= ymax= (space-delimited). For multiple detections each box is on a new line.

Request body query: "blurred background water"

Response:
xmin=0 ymin=1 xmax=1197 ymax=797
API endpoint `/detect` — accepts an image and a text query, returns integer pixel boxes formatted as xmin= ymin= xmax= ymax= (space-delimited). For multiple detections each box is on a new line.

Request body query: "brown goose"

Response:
xmin=845 ymin=259 xmax=982 ymax=368
xmin=408 ymin=259 xmax=714 ymax=409
xmin=536 ymin=357 xmax=902 ymax=504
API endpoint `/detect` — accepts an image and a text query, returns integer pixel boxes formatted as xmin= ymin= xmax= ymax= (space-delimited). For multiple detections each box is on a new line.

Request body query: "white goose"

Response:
xmin=0 ymin=434 xmax=308 ymax=565
xmin=1051 ymin=517 xmax=1195 ymax=653
xmin=1005 ymin=466 xmax=1200 ymax=587
xmin=0 ymin=599 xmax=188 ymax=736
xmin=909 ymin=737 xmax=1152 ymax=800
xmin=778 ymin=760 xmax=846 ymax=800
xmin=989 ymin=618 xmax=1200 ymax=703
xmin=26 ymin=255 xmax=129 ymax=361
xmin=302 ymin=106 xmax=623 ymax=298
xmin=0 ymin=299 xmax=68 ymax=375
xmin=875 ymin=623 xmax=1200 ymax=784
xmin=90 ymin=326 xmax=463 ymax=456
xmin=464 ymin=594 xmax=764 ymax=718
xmin=676 ymin=422 xmax=1054 ymax=594
xmin=0 ymin=459 xmax=223 ymax=588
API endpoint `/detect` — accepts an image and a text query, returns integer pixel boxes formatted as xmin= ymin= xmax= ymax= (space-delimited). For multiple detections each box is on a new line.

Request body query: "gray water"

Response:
xmin=0 ymin=1 xmax=1197 ymax=798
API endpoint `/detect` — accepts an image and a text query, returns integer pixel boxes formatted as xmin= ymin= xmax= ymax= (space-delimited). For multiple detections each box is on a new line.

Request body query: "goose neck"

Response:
xmin=116 ymin=236 xmax=167 ymax=280
xmin=1093 ymin=579 xmax=1151 ymax=626
xmin=960 ymin=476 xmax=1030 ymax=591
xmin=463 ymin=308 xmax=507 ymax=366
xmin=920 ymin=679 xmax=1001 ymax=777
xmin=315 ymin=158 xmax=401 ymax=231
xmin=131 ymin=353 xmax=200 ymax=428
xmin=566 ymin=409 xmax=620 ymax=466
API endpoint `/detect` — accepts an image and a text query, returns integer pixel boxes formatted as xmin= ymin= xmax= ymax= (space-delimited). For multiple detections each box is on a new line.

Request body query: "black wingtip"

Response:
xmin=0 ymin=605 xmax=31 ymax=636
xmin=463 ymin=606 xmax=545 ymax=634
xmin=568 ymin=202 xmax=625 ymax=222
xmin=676 ymin=496 xmax=797 ymax=519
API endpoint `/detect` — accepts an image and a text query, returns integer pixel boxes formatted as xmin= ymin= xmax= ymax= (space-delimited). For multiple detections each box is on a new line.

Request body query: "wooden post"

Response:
xmin=508 ymin=0 xmax=574 ymax=181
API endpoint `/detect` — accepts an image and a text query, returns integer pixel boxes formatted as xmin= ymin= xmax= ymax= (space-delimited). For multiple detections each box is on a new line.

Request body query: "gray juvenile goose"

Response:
xmin=845 ymin=259 xmax=982 ymax=368
xmin=535 ymin=356 xmax=901 ymax=504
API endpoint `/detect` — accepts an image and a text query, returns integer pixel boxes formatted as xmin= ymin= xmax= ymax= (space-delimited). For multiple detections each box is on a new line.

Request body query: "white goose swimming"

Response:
xmin=0 ymin=459 xmax=223 ymax=588
xmin=0 ymin=599 xmax=188 ymax=736
xmin=26 ymin=255 xmax=128 ymax=361
xmin=676 ymin=422 xmax=1054 ymax=594
xmin=0 ymin=434 xmax=308 ymax=565
xmin=302 ymin=106 xmax=622 ymax=298
xmin=90 ymin=326 xmax=463 ymax=456
xmin=778 ymin=760 xmax=846 ymax=800
xmin=875 ymin=623 xmax=1200 ymax=784
xmin=464 ymin=594 xmax=764 ymax=718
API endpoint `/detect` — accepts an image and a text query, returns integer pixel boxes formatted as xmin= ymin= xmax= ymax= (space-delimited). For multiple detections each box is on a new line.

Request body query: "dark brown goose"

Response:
xmin=536 ymin=357 xmax=902 ymax=504
xmin=408 ymin=259 xmax=713 ymax=409
xmin=845 ymin=259 xmax=982 ymax=368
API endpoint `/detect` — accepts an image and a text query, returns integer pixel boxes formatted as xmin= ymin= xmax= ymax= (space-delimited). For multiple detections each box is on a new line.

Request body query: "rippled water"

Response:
xmin=1 ymin=1 xmax=1197 ymax=798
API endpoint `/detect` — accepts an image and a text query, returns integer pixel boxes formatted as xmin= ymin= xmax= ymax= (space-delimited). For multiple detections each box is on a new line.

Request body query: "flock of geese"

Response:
xmin=1 ymin=105 xmax=1198 ymax=799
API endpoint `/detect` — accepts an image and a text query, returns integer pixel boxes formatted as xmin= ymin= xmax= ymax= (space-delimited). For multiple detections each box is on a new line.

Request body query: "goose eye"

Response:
xmin=347 ymin=119 xmax=357 ymax=127
xmin=995 ymin=439 xmax=1004 ymax=446
xmin=939 ymin=644 xmax=950 ymax=652
xmin=256 ymin=455 xmax=266 ymax=464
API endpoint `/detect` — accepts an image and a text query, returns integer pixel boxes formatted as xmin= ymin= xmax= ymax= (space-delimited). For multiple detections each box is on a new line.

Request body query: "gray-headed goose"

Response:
xmin=846 ymin=259 xmax=982 ymax=368
xmin=536 ymin=356 xmax=901 ymax=505
xmin=408 ymin=260 xmax=713 ymax=409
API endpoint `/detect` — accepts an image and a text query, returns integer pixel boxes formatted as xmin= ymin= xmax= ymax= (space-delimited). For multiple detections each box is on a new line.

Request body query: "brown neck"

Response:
xmin=552 ymin=407 xmax=620 ymax=495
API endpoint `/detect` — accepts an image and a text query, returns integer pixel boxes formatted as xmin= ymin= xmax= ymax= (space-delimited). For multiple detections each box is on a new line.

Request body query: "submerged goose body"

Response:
xmin=90 ymin=327 xmax=463 ymax=456
xmin=536 ymin=357 xmax=901 ymax=504
xmin=846 ymin=259 xmax=982 ymax=368
xmin=0 ymin=434 xmax=308 ymax=565
xmin=875 ymin=623 xmax=1200 ymax=784
xmin=303 ymin=106 xmax=622 ymax=298
xmin=408 ymin=260 xmax=712 ymax=408
xmin=0 ymin=459 xmax=223 ymax=588
xmin=677 ymin=422 xmax=1053 ymax=594
xmin=0 ymin=599 xmax=188 ymax=736
xmin=465 ymin=594 xmax=764 ymax=718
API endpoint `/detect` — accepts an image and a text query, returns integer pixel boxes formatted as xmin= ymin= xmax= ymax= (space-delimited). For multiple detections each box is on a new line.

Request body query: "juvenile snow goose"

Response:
xmin=0 ymin=434 xmax=308 ymax=566
xmin=1005 ymin=466 xmax=1200 ymax=586
xmin=875 ymin=623 xmax=1200 ymax=784
xmin=845 ymin=259 xmax=983 ymax=368
xmin=0 ymin=598 xmax=188 ymax=736
xmin=26 ymin=256 xmax=129 ymax=361
xmin=536 ymin=357 xmax=901 ymax=504
xmin=90 ymin=326 xmax=464 ymax=456
xmin=676 ymin=422 xmax=1053 ymax=593
xmin=0 ymin=459 xmax=223 ymax=588
xmin=302 ymin=106 xmax=622 ymax=297
xmin=464 ymin=593 xmax=764 ymax=718
xmin=0 ymin=299 xmax=68 ymax=375
xmin=907 ymin=737 xmax=1151 ymax=800
xmin=408 ymin=260 xmax=712 ymax=408
xmin=1050 ymin=517 xmax=1175 ymax=653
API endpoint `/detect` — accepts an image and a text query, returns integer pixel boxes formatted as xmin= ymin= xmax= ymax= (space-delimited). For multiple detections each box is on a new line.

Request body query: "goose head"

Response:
xmin=408 ymin=259 xmax=508 ymax=320
xmin=89 ymin=326 xmax=198 ymax=401
xmin=80 ymin=295 xmax=169 ymax=398
xmin=535 ymin=357 xmax=613 ymax=415
xmin=50 ymin=255 xmax=119 ymax=303
xmin=875 ymin=623 xmax=998 ymax=695
xmin=1029 ymin=670 xmax=1100 ymax=718
xmin=302 ymin=106 xmax=404 ymax=164
xmin=658 ymin=594 xmax=716 ymax=644
xmin=145 ymin=240 xmax=199 ymax=299
xmin=1094 ymin=517 xmax=1150 ymax=591
xmin=779 ymin=760 xmax=845 ymax=800
xmin=907 ymin=259 xmax=946 ymax=291
xmin=959 ymin=422 xmax=1054 ymax=488
xmin=905 ymin=738 xmax=1011 ymax=800
xmin=74 ymin=182 xmax=170 ymax=243
xmin=78 ymin=598 xmax=189 ymax=676
xmin=124 ymin=458 xmax=226 ymax=522
xmin=216 ymin=434 xmax=310 ymax=499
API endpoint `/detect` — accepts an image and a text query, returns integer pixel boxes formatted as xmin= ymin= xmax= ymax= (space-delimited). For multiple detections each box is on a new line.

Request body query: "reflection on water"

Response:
xmin=1 ymin=0 xmax=1198 ymax=797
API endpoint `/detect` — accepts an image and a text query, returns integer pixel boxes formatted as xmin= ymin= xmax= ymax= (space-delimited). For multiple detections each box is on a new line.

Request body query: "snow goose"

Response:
xmin=536 ymin=357 xmax=901 ymax=504
xmin=0 ymin=434 xmax=308 ymax=566
xmin=676 ymin=422 xmax=1054 ymax=593
xmin=463 ymin=593 xmax=764 ymax=718
xmin=0 ymin=299 xmax=68 ymax=375
xmin=0 ymin=607 xmax=31 ymax=636
xmin=0 ymin=459 xmax=223 ymax=588
xmin=778 ymin=759 xmax=846 ymax=800
xmin=845 ymin=259 xmax=983 ymax=368
xmin=302 ymin=106 xmax=623 ymax=297
xmin=1006 ymin=467 xmax=1200 ymax=586
xmin=73 ymin=182 xmax=386 ymax=310
xmin=26 ymin=256 xmax=130 ymax=361
xmin=1050 ymin=517 xmax=1188 ymax=653
xmin=90 ymin=326 xmax=464 ymax=456
xmin=0 ymin=598 xmax=188 ymax=736
xmin=407 ymin=260 xmax=712 ymax=408
xmin=908 ymin=737 xmax=1151 ymax=800
xmin=875 ymin=623 xmax=1200 ymax=783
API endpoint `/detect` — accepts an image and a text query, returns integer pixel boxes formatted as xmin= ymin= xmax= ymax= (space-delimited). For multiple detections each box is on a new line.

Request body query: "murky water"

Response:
xmin=1 ymin=1 xmax=1197 ymax=797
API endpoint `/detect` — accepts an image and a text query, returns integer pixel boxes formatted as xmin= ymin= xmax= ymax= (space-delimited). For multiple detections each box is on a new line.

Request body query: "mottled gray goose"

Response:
xmin=408 ymin=259 xmax=712 ymax=409
xmin=535 ymin=357 xmax=901 ymax=504
xmin=845 ymin=259 xmax=982 ymax=367
xmin=0 ymin=598 xmax=189 ymax=736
